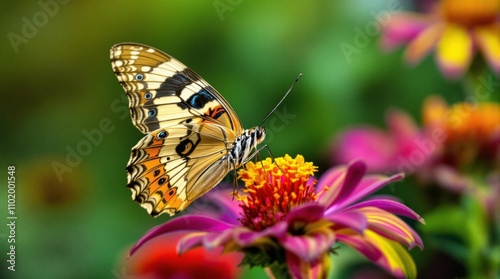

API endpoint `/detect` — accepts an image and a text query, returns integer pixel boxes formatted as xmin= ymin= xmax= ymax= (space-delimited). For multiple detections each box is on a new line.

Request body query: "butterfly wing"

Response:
xmin=110 ymin=43 xmax=246 ymax=216
xmin=110 ymin=43 xmax=243 ymax=134
xmin=127 ymin=123 xmax=237 ymax=217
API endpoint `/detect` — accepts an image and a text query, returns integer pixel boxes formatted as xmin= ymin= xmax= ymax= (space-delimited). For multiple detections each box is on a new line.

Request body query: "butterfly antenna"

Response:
xmin=259 ymin=73 xmax=302 ymax=127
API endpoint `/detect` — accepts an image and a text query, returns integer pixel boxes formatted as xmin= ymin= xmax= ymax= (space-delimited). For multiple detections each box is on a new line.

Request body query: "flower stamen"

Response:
xmin=237 ymin=154 xmax=318 ymax=231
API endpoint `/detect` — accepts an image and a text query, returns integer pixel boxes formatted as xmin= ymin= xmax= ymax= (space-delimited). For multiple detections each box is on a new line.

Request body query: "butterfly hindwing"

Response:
xmin=126 ymin=122 xmax=237 ymax=216
xmin=110 ymin=43 xmax=243 ymax=134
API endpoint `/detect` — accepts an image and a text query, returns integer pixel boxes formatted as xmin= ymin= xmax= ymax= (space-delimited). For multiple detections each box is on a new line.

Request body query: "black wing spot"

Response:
xmin=186 ymin=89 xmax=214 ymax=109
xmin=134 ymin=73 xmax=144 ymax=81
xmin=157 ymin=130 xmax=168 ymax=139
xmin=148 ymin=108 xmax=157 ymax=117
xmin=158 ymin=177 xmax=166 ymax=185
xmin=176 ymin=139 xmax=194 ymax=156
xmin=153 ymin=169 xmax=160 ymax=177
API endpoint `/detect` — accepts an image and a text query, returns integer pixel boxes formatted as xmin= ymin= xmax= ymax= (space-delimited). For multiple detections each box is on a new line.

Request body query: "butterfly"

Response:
xmin=110 ymin=43 xmax=267 ymax=217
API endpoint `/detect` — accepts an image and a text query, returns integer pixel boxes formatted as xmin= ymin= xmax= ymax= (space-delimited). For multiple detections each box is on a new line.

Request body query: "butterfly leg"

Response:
xmin=231 ymin=162 xmax=239 ymax=200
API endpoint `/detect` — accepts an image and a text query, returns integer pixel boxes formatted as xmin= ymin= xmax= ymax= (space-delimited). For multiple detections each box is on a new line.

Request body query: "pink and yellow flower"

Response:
xmin=129 ymin=155 xmax=424 ymax=279
xmin=381 ymin=0 xmax=500 ymax=79
xmin=333 ymin=97 xmax=500 ymax=215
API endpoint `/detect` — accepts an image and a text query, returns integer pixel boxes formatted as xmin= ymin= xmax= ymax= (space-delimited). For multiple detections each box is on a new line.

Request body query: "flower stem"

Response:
xmin=268 ymin=261 xmax=293 ymax=279
xmin=462 ymin=59 xmax=491 ymax=103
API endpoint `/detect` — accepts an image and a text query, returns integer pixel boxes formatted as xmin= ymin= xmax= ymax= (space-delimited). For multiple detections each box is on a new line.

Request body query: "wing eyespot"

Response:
xmin=144 ymin=92 xmax=153 ymax=99
xmin=153 ymin=169 xmax=161 ymax=176
xmin=148 ymin=108 xmax=157 ymax=117
xmin=157 ymin=131 xmax=168 ymax=139
xmin=135 ymin=73 xmax=144 ymax=81
xmin=187 ymin=89 xmax=214 ymax=109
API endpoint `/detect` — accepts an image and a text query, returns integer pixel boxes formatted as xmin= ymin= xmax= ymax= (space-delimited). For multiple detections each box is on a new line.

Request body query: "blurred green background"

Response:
xmin=0 ymin=1 xmax=491 ymax=278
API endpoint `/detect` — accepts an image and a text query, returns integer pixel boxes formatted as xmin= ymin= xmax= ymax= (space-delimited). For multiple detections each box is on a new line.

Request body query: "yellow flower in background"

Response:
xmin=382 ymin=0 xmax=500 ymax=79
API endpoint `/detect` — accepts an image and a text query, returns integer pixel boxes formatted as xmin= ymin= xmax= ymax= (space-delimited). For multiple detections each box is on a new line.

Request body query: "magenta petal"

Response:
xmin=336 ymin=234 xmax=382 ymax=262
xmin=380 ymin=13 xmax=429 ymax=50
xmin=328 ymin=173 xmax=405 ymax=213
xmin=286 ymin=252 xmax=305 ymax=279
xmin=286 ymin=203 xmax=325 ymax=224
xmin=369 ymin=219 xmax=424 ymax=250
xmin=203 ymin=228 xmax=239 ymax=249
xmin=325 ymin=160 xmax=367 ymax=210
xmin=130 ymin=215 xmax=235 ymax=255
xmin=235 ymin=221 xmax=288 ymax=246
xmin=316 ymin=165 xmax=346 ymax=194
xmin=206 ymin=191 xmax=241 ymax=223
xmin=337 ymin=160 xmax=367 ymax=196
xmin=282 ymin=232 xmax=335 ymax=261
xmin=285 ymin=252 xmax=330 ymax=279
xmin=324 ymin=211 xmax=367 ymax=233
xmin=177 ymin=233 xmax=205 ymax=254
xmin=347 ymin=197 xmax=425 ymax=223
xmin=333 ymin=128 xmax=397 ymax=172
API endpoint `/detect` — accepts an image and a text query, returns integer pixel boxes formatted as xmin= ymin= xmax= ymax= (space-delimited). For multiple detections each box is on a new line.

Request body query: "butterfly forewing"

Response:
xmin=110 ymin=43 xmax=243 ymax=134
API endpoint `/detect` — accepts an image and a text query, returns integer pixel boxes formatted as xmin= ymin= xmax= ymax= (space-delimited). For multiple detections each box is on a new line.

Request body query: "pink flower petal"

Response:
xmin=286 ymin=203 xmax=325 ymax=224
xmin=316 ymin=165 xmax=346 ymax=201
xmin=286 ymin=251 xmax=307 ymax=279
xmin=326 ymin=173 xmax=405 ymax=214
xmin=380 ymin=13 xmax=430 ymax=50
xmin=177 ymin=232 xmax=206 ymax=254
xmin=347 ymin=197 xmax=425 ymax=223
xmin=282 ymin=230 xmax=335 ymax=261
xmin=234 ymin=221 xmax=288 ymax=246
xmin=405 ymin=23 xmax=444 ymax=65
xmin=324 ymin=210 xmax=368 ymax=233
xmin=333 ymin=127 xmax=397 ymax=172
xmin=203 ymin=228 xmax=240 ymax=250
xmin=285 ymin=251 xmax=330 ymax=279
xmin=336 ymin=230 xmax=382 ymax=262
xmin=130 ymin=215 xmax=235 ymax=255
xmin=362 ymin=208 xmax=424 ymax=250
xmin=206 ymin=190 xmax=242 ymax=222
xmin=337 ymin=230 xmax=415 ymax=278
xmin=386 ymin=109 xmax=425 ymax=161
xmin=325 ymin=160 xmax=367 ymax=209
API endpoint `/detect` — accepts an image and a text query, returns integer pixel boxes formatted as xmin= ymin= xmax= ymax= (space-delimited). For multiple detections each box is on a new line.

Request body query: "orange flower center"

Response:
xmin=440 ymin=0 xmax=500 ymax=27
xmin=237 ymin=155 xmax=318 ymax=231
xmin=423 ymin=96 xmax=500 ymax=164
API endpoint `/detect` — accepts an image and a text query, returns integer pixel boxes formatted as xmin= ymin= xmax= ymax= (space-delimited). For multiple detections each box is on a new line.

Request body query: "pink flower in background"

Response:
xmin=332 ymin=109 xmax=429 ymax=174
xmin=381 ymin=0 xmax=500 ymax=79
xmin=129 ymin=155 xmax=424 ymax=279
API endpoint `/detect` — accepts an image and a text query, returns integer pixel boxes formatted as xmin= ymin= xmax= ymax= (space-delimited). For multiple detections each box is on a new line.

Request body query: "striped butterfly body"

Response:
xmin=110 ymin=43 xmax=266 ymax=217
